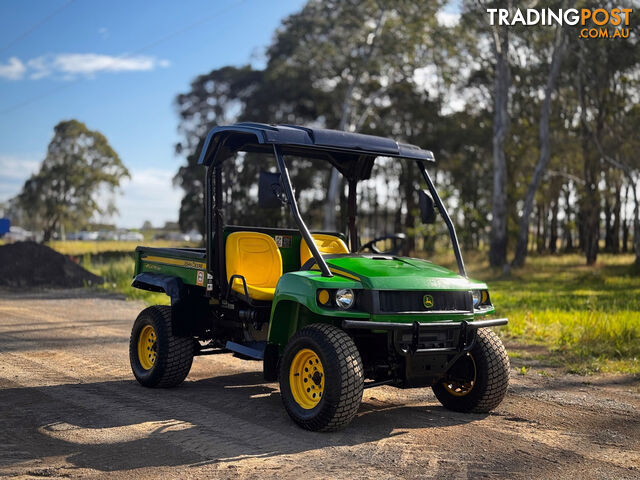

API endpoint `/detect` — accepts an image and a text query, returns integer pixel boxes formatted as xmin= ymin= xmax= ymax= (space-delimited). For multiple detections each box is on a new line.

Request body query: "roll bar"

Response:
xmin=418 ymin=162 xmax=467 ymax=277
xmin=274 ymin=145 xmax=333 ymax=278
xmin=204 ymin=142 xmax=465 ymax=295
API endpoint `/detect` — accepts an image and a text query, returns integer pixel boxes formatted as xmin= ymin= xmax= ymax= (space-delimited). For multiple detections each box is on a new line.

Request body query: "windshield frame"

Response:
xmin=272 ymin=145 xmax=467 ymax=279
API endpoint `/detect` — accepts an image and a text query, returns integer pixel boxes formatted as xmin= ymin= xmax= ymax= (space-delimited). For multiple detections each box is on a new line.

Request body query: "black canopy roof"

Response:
xmin=197 ymin=122 xmax=435 ymax=170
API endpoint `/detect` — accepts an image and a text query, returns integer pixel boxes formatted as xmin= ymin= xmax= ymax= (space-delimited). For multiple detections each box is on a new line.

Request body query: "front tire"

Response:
xmin=129 ymin=305 xmax=194 ymax=388
xmin=280 ymin=324 xmax=364 ymax=431
xmin=432 ymin=328 xmax=509 ymax=413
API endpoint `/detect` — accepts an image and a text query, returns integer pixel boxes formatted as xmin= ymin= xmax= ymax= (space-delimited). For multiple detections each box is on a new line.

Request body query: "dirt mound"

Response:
xmin=0 ymin=241 xmax=103 ymax=289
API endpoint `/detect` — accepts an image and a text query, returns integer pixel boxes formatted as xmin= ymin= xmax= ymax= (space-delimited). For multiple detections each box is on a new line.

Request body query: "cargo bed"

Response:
xmin=134 ymin=246 xmax=208 ymax=288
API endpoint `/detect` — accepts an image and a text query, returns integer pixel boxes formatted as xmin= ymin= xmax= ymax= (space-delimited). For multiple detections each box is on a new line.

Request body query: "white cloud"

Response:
xmin=111 ymin=168 xmax=181 ymax=228
xmin=0 ymin=53 xmax=170 ymax=81
xmin=0 ymin=57 xmax=27 ymax=80
xmin=55 ymin=53 xmax=166 ymax=76
xmin=436 ymin=11 xmax=461 ymax=27
xmin=0 ymin=153 xmax=42 ymax=201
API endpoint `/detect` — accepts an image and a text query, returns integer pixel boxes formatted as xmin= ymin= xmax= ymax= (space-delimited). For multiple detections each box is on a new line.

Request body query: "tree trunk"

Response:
xmin=611 ymin=182 xmax=621 ymax=253
xmin=622 ymin=184 xmax=629 ymax=252
xmin=563 ymin=185 xmax=574 ymax=251
xmin=489 ymin=21 xmax=510 ymax=268
xmin=604 ymin=192 xmax=613 ymax=251
xmin=511 ymin=25 xmax=566 ymax=267
xmin=631 ymin=182 xmax=640 ymax=266
xmin=549 ymin=199 xmax=559 ymax=253
xmin=489 ymin=26 xmax=511 ymax=267
xmin=578 ymin=48 xmax=600 ymax=266
xmin=536 ymin=201 xmax=545 ymax=254
xmin=581 ymin=143 xmax=600 ymax=265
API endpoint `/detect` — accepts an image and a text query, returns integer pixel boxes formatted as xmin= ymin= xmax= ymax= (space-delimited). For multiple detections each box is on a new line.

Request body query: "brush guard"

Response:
xmin=342 ymin=318 xmax=508 ymax=355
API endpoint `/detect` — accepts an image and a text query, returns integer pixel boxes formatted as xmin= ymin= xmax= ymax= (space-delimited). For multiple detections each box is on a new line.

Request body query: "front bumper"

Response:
xmin=342 ymin=318 xmax=508 ymax=355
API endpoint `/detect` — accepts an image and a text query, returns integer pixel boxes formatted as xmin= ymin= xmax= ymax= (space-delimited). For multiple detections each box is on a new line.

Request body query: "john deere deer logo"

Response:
xmin=423 ymin=294 xmax=434 ymax=309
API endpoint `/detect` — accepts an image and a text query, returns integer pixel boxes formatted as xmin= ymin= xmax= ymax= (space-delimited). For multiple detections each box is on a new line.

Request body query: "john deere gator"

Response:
xmin=129 ymin=123 xmax=509 ymax=431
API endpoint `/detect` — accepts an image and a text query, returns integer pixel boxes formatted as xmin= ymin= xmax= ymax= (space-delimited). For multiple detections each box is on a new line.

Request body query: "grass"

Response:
xmin=45 ymin=240 xmax=640 ymax=376
xmin=446 ymin=252 xmax=640 ymax=375
xmin=84 ymin=255 xmax=170 ymax=306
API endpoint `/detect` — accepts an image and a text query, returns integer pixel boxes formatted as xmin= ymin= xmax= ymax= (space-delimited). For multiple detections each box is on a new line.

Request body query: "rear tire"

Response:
xmin=432 ymin=328 xmax=509 ymax=413
xmin=280 ymin=324 xmax=364 ymax=431
xmin=129 ymin=305 xmax=194 ymax=388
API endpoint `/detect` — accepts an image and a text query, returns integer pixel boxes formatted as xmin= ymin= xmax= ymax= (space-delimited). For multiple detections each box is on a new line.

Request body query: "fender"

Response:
xmin=131 ymin=272 xmax=184 ymax=301
xmin=131 ymin=273 xmax=209 ymax=337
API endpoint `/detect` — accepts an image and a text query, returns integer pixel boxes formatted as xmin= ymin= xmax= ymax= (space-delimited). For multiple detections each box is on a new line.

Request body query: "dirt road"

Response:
xmin=0 ymin=290 xmax=638 ymax=479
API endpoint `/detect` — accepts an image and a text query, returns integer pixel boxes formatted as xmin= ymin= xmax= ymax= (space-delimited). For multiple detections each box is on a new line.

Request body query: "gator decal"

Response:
xmin=310 ymin=265 xmax=361 ymax=281
xmin=142 ymin=256 xmax=207 ymax=270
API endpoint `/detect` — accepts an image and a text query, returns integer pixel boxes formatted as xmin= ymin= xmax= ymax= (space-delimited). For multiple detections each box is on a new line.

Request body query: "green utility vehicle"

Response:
xmin=129 ymin=123 xmax=509 ymax=431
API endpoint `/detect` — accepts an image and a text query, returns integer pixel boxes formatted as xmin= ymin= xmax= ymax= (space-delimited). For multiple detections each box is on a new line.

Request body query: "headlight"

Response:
xmin=471 ymin=290 xmax=481 ymax=307
xmin=335 ymin=289 xmax=355 ymax=309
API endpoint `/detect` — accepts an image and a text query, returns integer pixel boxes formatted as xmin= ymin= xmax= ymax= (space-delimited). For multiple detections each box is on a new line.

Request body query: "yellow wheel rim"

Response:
xmin=289 ymin=348 xmax=324 ymax=409
xmin=442 ymin=353 xmax=476 ymax=397
xmin=137 ymin=325 xmax=157 ymax=370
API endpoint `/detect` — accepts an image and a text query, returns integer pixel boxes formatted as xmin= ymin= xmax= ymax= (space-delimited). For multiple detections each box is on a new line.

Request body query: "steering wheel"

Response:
xmin=358 ymin=233 xmax=407 ymax=255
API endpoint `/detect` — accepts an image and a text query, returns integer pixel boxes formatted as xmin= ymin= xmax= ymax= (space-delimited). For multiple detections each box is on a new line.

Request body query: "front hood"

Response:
xmin=324 ymin=255 xmax=485 ymax=290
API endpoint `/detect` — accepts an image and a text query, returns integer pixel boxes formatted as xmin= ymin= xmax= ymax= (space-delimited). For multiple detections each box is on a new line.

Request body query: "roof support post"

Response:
xmin=273 ymin=145 xmax=333 ymax=278
xmin=208 ymin=163 xmax=226 ymax=293
xmin=205 ymin=165 xmax=214 ymax=285
xmin=347 ymin=178 xmax=358 ymax=251
xmin=418 ymin=162 xmax=467 ymax=278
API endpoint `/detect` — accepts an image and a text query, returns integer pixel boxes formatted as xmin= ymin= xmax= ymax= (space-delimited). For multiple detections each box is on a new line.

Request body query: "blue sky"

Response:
xmin=0 ymin=0 xmax=307 ymax=228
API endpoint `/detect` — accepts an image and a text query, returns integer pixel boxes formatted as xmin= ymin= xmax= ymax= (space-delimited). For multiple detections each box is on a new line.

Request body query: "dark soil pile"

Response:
xmin=0 ymin=241 xmax=103 ymax=289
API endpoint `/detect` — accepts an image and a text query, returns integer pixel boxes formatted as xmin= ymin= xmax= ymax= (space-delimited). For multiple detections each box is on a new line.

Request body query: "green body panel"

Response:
xmin=319 ymin=256 xmax=486 ymax=291
xmin=132 ymin=238 xmax=496 ymax=350
xmin=266 ymin=257 xmax=494 ymax=347
xmin=134 ymin=248 xmax=207 ymax=287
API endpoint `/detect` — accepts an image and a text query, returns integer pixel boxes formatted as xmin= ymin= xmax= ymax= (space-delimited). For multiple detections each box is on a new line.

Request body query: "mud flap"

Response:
xmin=263 ymin=343 xmax=280 ymax=382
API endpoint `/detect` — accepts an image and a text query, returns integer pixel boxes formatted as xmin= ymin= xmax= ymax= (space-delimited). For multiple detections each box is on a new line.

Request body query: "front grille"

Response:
xmin=378 ymin=290 xmax=472 ymax=313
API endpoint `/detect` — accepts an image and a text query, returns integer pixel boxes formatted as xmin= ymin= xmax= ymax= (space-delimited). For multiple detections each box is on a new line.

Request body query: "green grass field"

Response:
xmin=48 ymin=240 xmax=638 ymax=376
xmin=457 ymin=253 xmax=640 ymax=375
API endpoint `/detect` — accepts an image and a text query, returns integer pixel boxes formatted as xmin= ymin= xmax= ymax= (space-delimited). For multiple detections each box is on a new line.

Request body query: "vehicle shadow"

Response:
xmin=0 ymin=371 xmax=487 ymax=472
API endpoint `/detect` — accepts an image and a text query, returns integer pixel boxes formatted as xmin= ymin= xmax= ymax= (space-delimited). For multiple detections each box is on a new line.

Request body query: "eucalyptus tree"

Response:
xmin=15 ymin=120 xmax=129 ymax=241
xmin=511 ymin=16 xmax=569 ymax=267
xmin=264 ymin=0 xmax=446 ymax=230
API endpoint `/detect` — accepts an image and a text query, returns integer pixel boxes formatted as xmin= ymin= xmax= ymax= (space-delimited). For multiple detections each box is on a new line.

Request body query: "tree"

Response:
xmin=172 ymin=0 xmax=640 ymax=270
xmin=511 ymin=23 xmax=568 ymax=267
xmin=14 ymin=120 xmax=129 ymax=241
xmin=265 ymin=0 xmax=444 ymax=230
xmin=174 ymin=0 xmax=446 ymax=234
xmin=486 ymin=2 xmax=511 ymax=268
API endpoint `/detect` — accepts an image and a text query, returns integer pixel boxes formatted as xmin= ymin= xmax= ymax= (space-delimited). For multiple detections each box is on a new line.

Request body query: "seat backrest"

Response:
xmin=226 ymin=232 xmax=283 ymax=288
xmin=300 ymin=233 xmax=350 ymax=266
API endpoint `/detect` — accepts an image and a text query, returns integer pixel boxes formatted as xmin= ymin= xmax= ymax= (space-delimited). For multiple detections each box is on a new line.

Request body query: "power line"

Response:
xmin=0 ymin=0 xmax=76 ymax=56
xmin=0 ymin=0 xmax=248 ymax=115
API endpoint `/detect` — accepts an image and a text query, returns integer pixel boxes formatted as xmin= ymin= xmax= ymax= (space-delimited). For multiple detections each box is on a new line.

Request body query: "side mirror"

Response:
xmin=258 ymin=170 xmax=285 ymax=209
xmin=418 ymin=190 xmax=436 ymax=224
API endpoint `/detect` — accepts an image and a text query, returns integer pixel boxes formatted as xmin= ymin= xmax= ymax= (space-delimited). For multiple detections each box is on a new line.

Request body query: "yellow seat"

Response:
xmin=226 ymin=232 xmax=283 ymax=301
xmin=300 ymin=233 xmax=350 ymax=266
